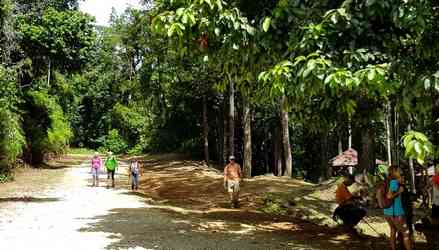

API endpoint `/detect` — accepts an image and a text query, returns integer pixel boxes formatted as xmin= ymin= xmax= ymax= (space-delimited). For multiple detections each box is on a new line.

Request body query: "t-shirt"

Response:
xmin=335 ymin=183 xmax=353 ymax=205
xmin=130 ymin=162 xmax=139 ymax=174
xmin=105 ymin=156 xmax=117 ymax=171
xmin=224 ymin=163 xmax=241 ymax=181
xmin=384 ymin=179 xmax=405 ymax=216
xmin=91 ymin=157 xmax=102 ymax=169
xmin=432 ymin=175 xmax=439 ymax=206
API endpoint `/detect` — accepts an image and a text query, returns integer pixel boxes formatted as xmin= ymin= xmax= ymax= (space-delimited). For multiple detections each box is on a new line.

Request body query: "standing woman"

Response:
xmin=129 ymin=159 xmax=141 ymax=191
xmin=91 ymin=152 xmax=102 ymax=187
xmin=105 ymin=151 xmax=118 ymax=188
xmin=384 ymin=165 xmax=412 ymax=250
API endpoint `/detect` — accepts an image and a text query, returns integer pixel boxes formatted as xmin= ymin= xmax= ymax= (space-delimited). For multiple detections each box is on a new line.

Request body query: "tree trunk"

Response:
xmin=202 ymin=95 xmax=209 ymax=166
xmin=47 ymin=58 xmax=51 ymax=87
xmin=216 ymin=111 xmax=224 ymax=166
xmin=394 ymin=108 xmax=400 ymax=166
xmin=337 ymin=115 xmax=343 ymax=154
xmin=338 ymin=137 xmax=343 ymax=155
xmin=243 ymin=98 xmax=252 ymax=178
xmin=228 ymin=75 xmax=235 ymax=157
xmin=1 ymin=1 xmax=15 ymax=65
xmin=358 ymin=126 xmax=375 ymax=173
xmin=264 ymin=129 xmax=270 ymax=174
xmin=385 ymin=102 xmax=392 ymax=165
xmin=408 ymin=123 xmax=416 ymax=194
xmin=348 ymin=121 xmax=352 ymax=148
xmin=223 ymin=95 xmax=229 ymax=165
xmin=274 ymin=123 xmax=282 ymax=176
xmin=321 ymin=131 xmax=330 ymax=180
xmin=281 ymin=95 xmax=292 ymax=177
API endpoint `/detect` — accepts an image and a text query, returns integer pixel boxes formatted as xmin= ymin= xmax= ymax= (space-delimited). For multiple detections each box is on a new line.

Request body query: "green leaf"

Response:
xmin=280 ymin=60 xmax=293 ymax=68
xmin=216 ymin=0 xmax=223 ymax=11
xmin=182 ymin=14 xmax=188 ymax=24
xmin=405 ymin=140 xmax=416 ymax=156
xmin=414 ymin=141 xmax=422 ymax=155
xmin=414 ymin=131 xmax=428 ymax=142
xmin=205 ymin=0 xmax=214 ymax=9
xmin=176 ymin=8 xmax=185 ymax=16
xmin=324 ymin=74 xmax=333 ymax=85
xmin=263 ymin=17 xmax=271 ymax=32
xmin=367 ymin=69 xmax=376 ymax=81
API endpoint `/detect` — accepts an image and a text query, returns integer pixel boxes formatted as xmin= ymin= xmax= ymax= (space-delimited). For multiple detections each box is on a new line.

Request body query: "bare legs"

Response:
xmin=387 ymin=220 xmax=412 ymax=250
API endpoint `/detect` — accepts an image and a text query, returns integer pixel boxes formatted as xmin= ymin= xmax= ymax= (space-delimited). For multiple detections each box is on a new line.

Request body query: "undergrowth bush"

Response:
xmin=28 ymin=90 xmax=73 ymax=155
xmin=0 ymin=66 xmax=25 ymax=172
xmin=98 ymin=129 xmax=128 ymax=154
xmin=0 ymin=107 xmax=26 ymax=170
xmin=259 ymin=193 xmax=292 ymax=215
xmin=0 ymin=172 xmax=14 ymax=183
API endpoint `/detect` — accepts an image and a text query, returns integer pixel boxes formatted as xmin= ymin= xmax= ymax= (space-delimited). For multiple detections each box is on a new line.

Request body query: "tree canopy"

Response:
xmin=0 ymin=0 xmax=438 ymax=186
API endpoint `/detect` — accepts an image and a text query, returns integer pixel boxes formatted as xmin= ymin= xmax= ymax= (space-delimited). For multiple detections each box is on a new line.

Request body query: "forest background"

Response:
xmin=0 ymin=0 xmax=438 ymax=187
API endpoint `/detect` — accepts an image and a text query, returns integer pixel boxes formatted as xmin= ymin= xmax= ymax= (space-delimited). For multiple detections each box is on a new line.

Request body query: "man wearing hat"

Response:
xmin=223 ymin=155 xmax=242 ymax=208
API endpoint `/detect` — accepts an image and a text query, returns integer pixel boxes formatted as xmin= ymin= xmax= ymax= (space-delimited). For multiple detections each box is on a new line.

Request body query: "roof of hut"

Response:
xmin=329 ymin=148 xmax=384 ymax=167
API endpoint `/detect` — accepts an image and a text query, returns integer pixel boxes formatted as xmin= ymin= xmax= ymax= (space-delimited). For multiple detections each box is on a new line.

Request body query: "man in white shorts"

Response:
xmin=224 ymin=155 xmax=242 ymax=208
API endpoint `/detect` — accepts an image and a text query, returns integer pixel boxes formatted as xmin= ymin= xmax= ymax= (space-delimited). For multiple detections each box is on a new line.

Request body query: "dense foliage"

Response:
xmin=0 ymin=0 xmax=438 ymax=186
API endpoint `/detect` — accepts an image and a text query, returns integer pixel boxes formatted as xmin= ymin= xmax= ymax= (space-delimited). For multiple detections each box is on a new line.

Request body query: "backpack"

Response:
xmin=376 ymin=179 xmax=394 ymax=209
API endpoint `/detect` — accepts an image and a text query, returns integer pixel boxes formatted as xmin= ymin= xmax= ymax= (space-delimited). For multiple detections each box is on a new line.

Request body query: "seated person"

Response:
xmin=333 ymin=175 xmax=367 ymax=229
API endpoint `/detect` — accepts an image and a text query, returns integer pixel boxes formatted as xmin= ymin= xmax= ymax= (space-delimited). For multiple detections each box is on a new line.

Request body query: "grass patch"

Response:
xmin=259 ymin=193 xmax=296 ymax=215
xmin=0 ymin=172 xmax=14 ymax=183
xmin=67 ymin=148 xmax=95 ymax=155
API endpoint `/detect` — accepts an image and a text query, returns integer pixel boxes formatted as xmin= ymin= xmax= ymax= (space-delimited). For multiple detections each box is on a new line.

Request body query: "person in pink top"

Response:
xmin=91 ymin=152 xmax=102 ymax=187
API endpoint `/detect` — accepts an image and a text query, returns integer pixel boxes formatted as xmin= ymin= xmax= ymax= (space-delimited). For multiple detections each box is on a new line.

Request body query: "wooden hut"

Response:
xmin=329 ymin=148 xmax=384 ymax=176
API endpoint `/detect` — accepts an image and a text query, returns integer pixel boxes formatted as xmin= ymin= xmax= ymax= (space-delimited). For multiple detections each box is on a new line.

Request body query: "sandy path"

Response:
xmin=0 ymin=159 xmax=320 ymax=250
xmin=0 ymin=161 xmax=146 ymax=250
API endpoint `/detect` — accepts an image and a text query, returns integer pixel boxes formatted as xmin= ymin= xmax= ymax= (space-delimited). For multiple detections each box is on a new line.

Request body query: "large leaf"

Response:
xmin=263 ymin=17 xmax=271 ymax=32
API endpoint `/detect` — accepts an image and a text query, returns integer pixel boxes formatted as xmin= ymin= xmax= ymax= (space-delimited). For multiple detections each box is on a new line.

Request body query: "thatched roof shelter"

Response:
xmin=329 ymin=148 xmax=384 ymax=167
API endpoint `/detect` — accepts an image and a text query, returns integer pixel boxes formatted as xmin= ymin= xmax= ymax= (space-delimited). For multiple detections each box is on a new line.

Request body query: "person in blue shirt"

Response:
xmin=384 ymin=165 xmax=412 ymax=250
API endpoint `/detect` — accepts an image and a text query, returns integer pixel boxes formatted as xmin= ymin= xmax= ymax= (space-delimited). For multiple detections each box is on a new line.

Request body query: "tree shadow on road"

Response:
xmin=0 ymin=196 xmax=61 ymax=203
xmin=77 ymin=205 xmax=377 ymax=250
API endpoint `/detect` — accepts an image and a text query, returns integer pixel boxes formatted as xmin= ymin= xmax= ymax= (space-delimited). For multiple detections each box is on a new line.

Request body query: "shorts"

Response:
xmin=107 ymin=169 xmax=115 ymax=180
xmin=227 ymin=180 xmax=239 ymax=193
xmin=385 ymin=216 xmax=410 ymax=235
xmin=433 ymin=204 xmax=439 ymax=219
xmin=333 ymin=204 xmax=367 ymax=227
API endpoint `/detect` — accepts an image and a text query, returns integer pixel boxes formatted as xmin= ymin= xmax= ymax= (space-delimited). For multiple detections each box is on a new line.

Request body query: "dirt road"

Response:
xmin=0 ymin=156 xmax=320 ymax=250
xmin=0 ymin=155 xmax=430 ymax=250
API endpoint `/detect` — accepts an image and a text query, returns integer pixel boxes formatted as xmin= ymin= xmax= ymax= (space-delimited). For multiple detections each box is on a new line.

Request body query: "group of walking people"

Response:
xmin=334 ymin=164 xmax=439 ymax=250
xmin=90 ymin=152 xmax=141 ymax=190
xmin=89 ymin=152 xmax=243 ymax=204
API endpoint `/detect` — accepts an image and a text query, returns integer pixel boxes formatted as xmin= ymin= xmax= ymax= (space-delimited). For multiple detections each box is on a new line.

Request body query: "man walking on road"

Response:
xmin=224 ymin=155 xmax=242 ymax=208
